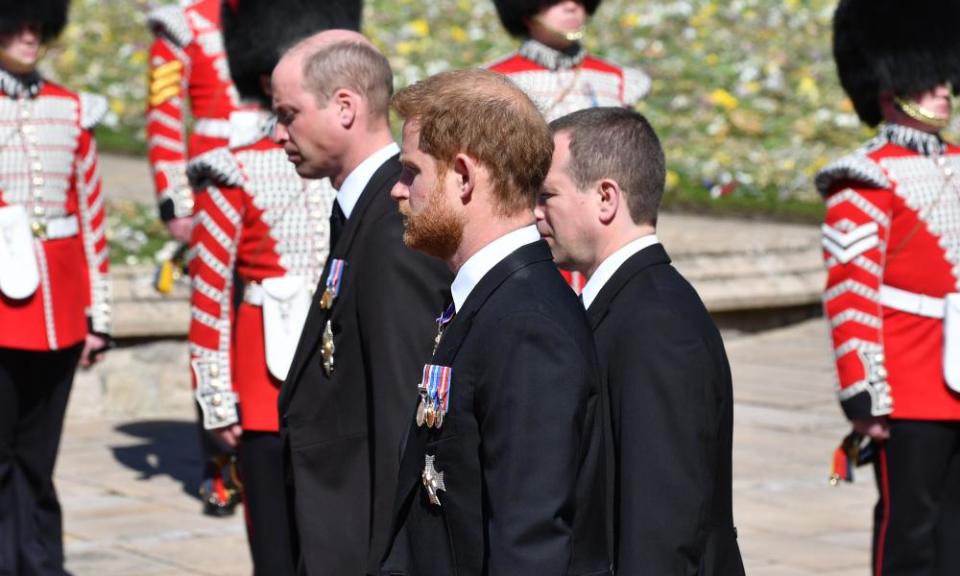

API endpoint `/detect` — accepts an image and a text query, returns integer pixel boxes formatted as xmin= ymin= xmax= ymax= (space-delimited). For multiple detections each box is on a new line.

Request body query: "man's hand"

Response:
xmin=80 ymin=333 xmax=109 ymax=368
xmin=852 ymin=416 xmax=890 ymax=441
xmin=165 ymin=217 xmax=193 ymax=243
xmin=210 ymin=424 xmax=243 ymax=449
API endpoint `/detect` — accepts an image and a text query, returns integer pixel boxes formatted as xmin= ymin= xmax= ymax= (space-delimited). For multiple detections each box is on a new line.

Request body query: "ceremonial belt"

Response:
xmin=879 ymin=284 xmax=946 ymax=319
xmin=193 ymin=118 xmax=233 ymax=139
xmin=243 ymin=281 xmax=265 ymax=306
xmin=38 ymin=215 xmax=79 ymax=240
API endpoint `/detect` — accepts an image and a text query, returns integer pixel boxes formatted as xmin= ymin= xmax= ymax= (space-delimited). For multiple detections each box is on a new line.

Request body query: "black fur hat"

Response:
xmin=833 ymin=0 xmax=960 ymax=126
xmin=493 ymin=0 xmax=602 ymax=38
xmin=0 ymin=0 xmax=70 ymax=43
xmin=223 ymin=0 xmax=362 ymax=106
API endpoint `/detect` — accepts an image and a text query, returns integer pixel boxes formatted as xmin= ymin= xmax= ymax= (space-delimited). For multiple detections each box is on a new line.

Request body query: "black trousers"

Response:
xmin=239 ymin=431 xmax=296 ymax=576
xmin=0 ymin=345 xmax=81 ymax=576
xmin=872 ymin=419 xmax=960 ymax=576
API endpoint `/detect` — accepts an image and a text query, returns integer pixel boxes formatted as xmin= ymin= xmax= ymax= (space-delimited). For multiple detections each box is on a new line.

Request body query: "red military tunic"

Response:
xmin=489 ymin=38 xmax=650 ymax=292
xmin=0 ymin=70 xmax=110 ymax=351
xmin=817 ymin=123 xmax=960 ymax=421
xmin=146 ymin=0 xmax=240 ymax=221
xmin=187 ymin=112 xmax=333 ymax=432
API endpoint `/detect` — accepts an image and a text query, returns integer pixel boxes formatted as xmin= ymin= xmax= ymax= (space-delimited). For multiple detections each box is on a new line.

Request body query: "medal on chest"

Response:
xmin=422 ymin=454 xmax=446 ymax=507
xmin=416 ymin=364 xmax=452 ymax=430
xmin=319 ymin=259 xmax=345 ymax=376
xmin=319 ymin=258 xmax=345 ymax=310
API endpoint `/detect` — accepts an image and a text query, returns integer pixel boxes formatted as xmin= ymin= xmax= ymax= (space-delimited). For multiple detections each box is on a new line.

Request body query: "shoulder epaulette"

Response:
xmin=79 ymin=92 xmax=108 ymax=130
xmin=147 ymin=4 xmax=194 ymax=48
xmin=622 ymin=65 xmax=652 ymax=105
xmin=187 ymin=148 xmax=244 ymax=188
xmin=815 ymin=152 xmax=890 ymax=197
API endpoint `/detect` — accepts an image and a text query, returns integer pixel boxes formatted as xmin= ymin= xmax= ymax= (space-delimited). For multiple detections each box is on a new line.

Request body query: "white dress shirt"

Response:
xmin=335 ymin=142 xmax=400 ymax=219
xmin=450 ymin=225 xmax=541 ymax=313
xmin=580 ymin=234 xmax=660 ymax=310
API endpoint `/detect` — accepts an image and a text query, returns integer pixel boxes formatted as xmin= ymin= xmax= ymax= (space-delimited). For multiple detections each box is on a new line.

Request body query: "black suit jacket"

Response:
xmin=586 ymin=243 xmax=744 ymax=576
xmin=381 ymin=239 xmax=611 ymax=576
xmin=278 ymin=155 xmax=452 ymax=576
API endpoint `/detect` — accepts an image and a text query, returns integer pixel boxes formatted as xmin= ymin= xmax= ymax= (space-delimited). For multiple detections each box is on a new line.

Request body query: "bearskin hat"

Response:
xmin=833 ymin=0 xmax=960 ymax=127
xmin=0 ymin=0 xmax=70 ymax=43
xmin=223 ymin=0 xmax=362 ymax=106
xmin=493 ymin=0 xmax=602 ymax=38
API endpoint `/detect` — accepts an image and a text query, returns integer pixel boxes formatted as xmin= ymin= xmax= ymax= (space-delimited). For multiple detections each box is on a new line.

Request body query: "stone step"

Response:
xmin=110 ymin=214 xmax=825 ymax=337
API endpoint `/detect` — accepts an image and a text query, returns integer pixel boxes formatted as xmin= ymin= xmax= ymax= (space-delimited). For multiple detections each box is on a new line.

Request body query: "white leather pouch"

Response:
xmin=945 ymin=293 xmax=960 ymax=393
xmin=0 ymin=205 xmax=40 ymax=300
xmin=261 ymin=275 xmax=311 ymax=381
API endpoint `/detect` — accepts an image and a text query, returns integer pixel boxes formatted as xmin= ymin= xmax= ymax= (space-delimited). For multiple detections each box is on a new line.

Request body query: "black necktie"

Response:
xmin=329 ymin=200 xmax=346 ymax=250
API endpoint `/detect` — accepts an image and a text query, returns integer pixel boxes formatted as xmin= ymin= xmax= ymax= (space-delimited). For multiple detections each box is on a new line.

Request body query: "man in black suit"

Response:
xmin=271 ymin=31 xmax=451 ymax=576
xmin=535 ymin=107 xmax=745 ymax=575
xmin=380 ymin=69 xmax=610 ymax=576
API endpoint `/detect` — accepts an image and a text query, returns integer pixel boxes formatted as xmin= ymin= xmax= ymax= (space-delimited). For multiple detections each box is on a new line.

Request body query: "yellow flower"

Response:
xmin=131 ymin=49 xmax=147 ymax=66
xmin=396 ymin=41 xmax=416 ymax=56
xmin=59 ymin=48 xmax=77 ymax=67
xmin=410 ymin=19 xmax=430 ymax=38
xmin=665 ymin=170 xmax=680 ymax=190
xmin=449 ymin=26 xmax=467 ymax=44
xmin=620 ymin=13 xmax=640 ymax=29
xmin=708 ymin=89 xmax=739 ymax=111
xmin=705 ymin=54 xmax=719 ymax=66
xmin=691 ymin=2 xmax=717 ymax=28
xmin=109 ymin=98 xmax=126 ymax=116
xmin=798 ymin=76 xmax=819 ymax=103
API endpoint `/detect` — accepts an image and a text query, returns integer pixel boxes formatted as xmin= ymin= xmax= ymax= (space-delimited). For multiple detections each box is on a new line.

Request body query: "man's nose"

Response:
xmin=390 ymin=182 xmax=407 ymax=201
xmin=273 ymin=123 xmax=288 ymax=144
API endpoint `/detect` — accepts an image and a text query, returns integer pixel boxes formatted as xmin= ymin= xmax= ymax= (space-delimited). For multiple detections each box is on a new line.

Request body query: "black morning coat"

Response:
xmin=380 ymin=239 xmax=613 ymax=576
xmin=278 ymin=154 xmax=453 ymax=576
xmin=587 ymin=242 xmax=745 ymax=575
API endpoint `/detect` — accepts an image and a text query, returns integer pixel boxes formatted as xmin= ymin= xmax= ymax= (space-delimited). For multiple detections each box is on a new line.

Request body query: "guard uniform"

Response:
xmin=487 ymin=0 xmax=649 ymax=292
xmin=187 ymin=114 xmax=333 ymax=575
xmin=186 ymin=1 xmax=341 ymax=572
xmin=818 ymin=1 xmax=960 ymax=573
xmin=0 ymin=1 xmax=110 ymax=572
xmin=146 ymin=0 xmax=239 ymax=223
xmin=146 ymin=0 xmax=242 ymax=516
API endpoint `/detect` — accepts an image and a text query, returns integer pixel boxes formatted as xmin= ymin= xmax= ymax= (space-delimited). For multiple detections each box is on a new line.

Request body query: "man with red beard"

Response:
xmin=271 ymin=31 xmax=450 ymax=576
xmin=381 ymin=69 xmax=609 ymax=576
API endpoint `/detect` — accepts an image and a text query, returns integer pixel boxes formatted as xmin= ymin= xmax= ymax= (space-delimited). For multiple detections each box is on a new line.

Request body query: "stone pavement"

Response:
xmin=58 ymin=317 xmax=876 ymax=575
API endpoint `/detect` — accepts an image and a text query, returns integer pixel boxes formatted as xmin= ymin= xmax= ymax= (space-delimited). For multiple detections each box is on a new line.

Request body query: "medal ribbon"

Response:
xmin=422 ymin=364 xmax=453 ymax=418
xmin=436 ymin=303 xmax=456 ymax=326
xmin=326 ymin=259 xmax=345 ymax=297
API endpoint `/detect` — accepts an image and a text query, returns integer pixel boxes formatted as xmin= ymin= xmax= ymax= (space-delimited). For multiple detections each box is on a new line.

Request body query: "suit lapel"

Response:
xmin=387 ymin=239 xmax=554 ymax=533
xmin=281 ymin=155 xmax=402 ymax=404
xmin=586 ymin=243 xmax=671 ymax=330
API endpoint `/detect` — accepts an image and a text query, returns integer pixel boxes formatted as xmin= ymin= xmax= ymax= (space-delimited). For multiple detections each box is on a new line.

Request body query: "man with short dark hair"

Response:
xmin=381 ymin=69 xmax=610 ymax=575
xmin=271 ymin=31 xmax=450 ymax=576
xmin=536 ymin=107 xmax=745 ymax=575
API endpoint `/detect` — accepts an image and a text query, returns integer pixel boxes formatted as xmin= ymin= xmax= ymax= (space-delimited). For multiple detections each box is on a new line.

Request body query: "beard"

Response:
xmin=400 ymin=185 xmax=464 ymax=260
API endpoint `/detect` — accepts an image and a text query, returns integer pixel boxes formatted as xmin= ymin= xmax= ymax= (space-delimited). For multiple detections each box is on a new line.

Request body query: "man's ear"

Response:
xmin=452 ymin=153 xmax=478 ymax=202
xmin=596 ymin=179 xmax=622 ymax=224
xmin=333 ymin=88 xmax=359 ymax=128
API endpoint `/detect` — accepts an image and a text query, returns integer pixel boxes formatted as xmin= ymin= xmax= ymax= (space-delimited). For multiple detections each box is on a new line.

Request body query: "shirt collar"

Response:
xmin=878 ymin=123 xmax=945 ymax=156
xmin=518 ymin=39 xmax=586 ymax=71
xmin=0 ymin=67 xmax=42 ymax=99
xmin=450 ymin=225 xmax=541 ymax=312
xmin=581 ymin=234 xmax=660 ymax=310
xmin=337 ymin=142 xmax=400 ymax=219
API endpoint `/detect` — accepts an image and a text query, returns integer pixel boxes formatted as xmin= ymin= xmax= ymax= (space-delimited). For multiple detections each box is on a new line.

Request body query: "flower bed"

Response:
xmin=46 ymin=0 xmax=916 ymax=235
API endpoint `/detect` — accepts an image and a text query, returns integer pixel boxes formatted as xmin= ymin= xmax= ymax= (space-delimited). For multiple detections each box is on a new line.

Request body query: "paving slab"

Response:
xmin=56 ymin=317 xmax=878 ymax=575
